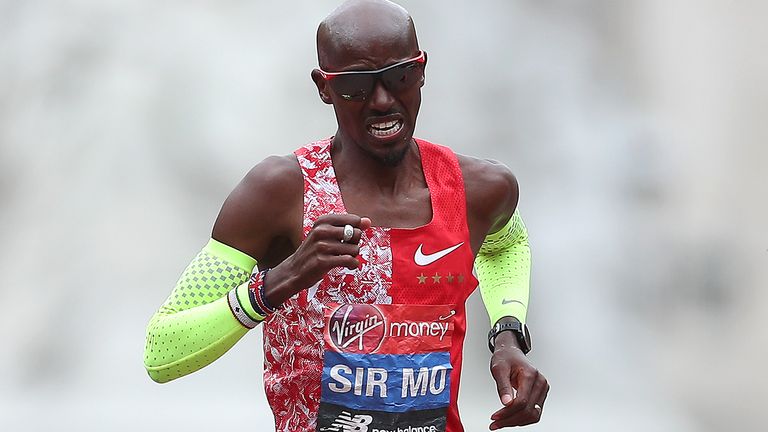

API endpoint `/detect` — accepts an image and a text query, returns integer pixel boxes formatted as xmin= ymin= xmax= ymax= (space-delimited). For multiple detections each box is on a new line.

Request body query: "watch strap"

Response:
xmin=488 ymin=320 xmax=531 ymax=354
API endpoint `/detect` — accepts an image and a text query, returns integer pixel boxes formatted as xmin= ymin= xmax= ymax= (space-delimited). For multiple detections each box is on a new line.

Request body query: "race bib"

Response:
xmin=317 ymin=304 xmax=455 ymax=432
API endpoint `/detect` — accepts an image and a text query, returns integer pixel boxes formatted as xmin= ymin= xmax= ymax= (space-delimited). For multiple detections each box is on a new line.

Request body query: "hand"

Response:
xmin=489 ymin=336 xmax=549 ymax=429
xmin=265 ymin=213 xmax=372 ymax=305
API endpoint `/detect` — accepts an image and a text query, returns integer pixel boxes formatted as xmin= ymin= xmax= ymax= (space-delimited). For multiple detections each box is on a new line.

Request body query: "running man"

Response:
xmin=144 ymin=1 xmax=548 ymax=430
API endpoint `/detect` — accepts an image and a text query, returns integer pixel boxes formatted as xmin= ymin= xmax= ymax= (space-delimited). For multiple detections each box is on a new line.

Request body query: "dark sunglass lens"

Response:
xmin=330 ymin=74 xmax=375 ymax=101
xmin=382 ymin=62 xmax=423 ymax=92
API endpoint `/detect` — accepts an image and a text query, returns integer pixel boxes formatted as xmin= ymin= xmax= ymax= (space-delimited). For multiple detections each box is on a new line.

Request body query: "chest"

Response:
xmin=338 ymin=179 xmax=433 ymax=229
xmin=309 ymin=222 xmax=477 ymax=309
xmin=294 ymin=139 xmax=479 ymax=307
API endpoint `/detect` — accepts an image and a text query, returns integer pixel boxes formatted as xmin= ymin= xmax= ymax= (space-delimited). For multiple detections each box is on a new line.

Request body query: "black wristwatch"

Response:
xmin=488 ymin=319 xmax=532 ymax=354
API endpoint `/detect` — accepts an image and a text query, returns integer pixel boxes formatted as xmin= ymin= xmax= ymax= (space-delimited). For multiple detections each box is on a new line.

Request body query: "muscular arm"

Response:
xmin=143 ymin=155 xmax=302 ymax=383
xmin=460 ymin=155 xmax=528 ymax=326
xmin=460 ymin=155 xmax=547 ymax=428
xmin=212 ymin=155 xmax=303 ymax=264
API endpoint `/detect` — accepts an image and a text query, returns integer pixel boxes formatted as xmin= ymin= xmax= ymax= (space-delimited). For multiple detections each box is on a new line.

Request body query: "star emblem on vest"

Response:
xmin=415 ymin=272 xmax=466 ymax=285
xmin=414 ymin=242 xmax=464 ymax=266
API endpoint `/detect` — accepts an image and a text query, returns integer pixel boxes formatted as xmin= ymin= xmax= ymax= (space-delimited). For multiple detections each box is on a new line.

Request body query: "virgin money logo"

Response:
xmin=329 ymin=304 xmax=386 ymax=354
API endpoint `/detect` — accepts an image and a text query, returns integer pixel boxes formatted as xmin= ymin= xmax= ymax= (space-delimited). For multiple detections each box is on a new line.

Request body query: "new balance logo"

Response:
xmin=322 ymin=411 xmax=374 ymax=432
xmin=414 ymin=242 xmax=464 ymax=266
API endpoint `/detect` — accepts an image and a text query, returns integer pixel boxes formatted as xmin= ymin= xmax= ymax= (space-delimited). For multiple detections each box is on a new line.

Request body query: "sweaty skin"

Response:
xmin=210 ymin=0 xmax=548 ymax=428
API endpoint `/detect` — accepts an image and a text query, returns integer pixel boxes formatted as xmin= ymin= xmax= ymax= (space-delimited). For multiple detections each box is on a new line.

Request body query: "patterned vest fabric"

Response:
xmin=262 ymin=138 xmax=478 ymax=432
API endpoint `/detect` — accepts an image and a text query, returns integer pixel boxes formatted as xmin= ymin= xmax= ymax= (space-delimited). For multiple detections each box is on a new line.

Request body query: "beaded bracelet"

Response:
xmin=248 ymin=268 xmax=276 ymax=316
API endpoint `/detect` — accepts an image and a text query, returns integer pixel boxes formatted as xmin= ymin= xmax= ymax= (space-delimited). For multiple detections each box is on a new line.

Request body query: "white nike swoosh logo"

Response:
xmin=414 ymin=242 xmax=464 ymax=266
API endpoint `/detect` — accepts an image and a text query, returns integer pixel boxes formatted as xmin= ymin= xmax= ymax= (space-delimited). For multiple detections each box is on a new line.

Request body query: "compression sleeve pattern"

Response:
xmin=144 ymin=239 xmax=258 ymax=383
xmin=475 ymin=209 xmax=531 ymax=326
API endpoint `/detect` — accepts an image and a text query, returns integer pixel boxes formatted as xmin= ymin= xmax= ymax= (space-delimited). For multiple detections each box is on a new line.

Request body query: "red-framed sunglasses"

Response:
xmin=318 ymin=50 xmax=427 ymax=101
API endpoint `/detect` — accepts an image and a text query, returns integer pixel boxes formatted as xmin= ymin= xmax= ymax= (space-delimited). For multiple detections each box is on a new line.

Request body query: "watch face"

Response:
xmin=521 ymin=323 xmax=532 ymax=353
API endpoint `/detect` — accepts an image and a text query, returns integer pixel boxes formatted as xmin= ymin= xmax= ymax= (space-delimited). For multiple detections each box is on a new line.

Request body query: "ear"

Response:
xmin=311 ymin=69 xmax=334 ymax=104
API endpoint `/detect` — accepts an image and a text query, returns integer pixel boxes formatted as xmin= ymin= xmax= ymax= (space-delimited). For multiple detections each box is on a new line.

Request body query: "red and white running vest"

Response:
xmin=263 ymin=138 xmax=478 ymax=432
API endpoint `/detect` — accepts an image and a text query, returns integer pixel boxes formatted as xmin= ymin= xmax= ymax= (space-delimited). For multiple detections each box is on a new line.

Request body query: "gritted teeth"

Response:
xmin=367 ymin=119 xmax=403 ymax=137
xmin=370 ymin=120 xmax=399 ymax=130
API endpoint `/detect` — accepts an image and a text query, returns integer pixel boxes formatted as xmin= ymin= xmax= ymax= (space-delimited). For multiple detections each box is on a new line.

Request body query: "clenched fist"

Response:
xmin=263 ymin=213 xmax=372 ymax=306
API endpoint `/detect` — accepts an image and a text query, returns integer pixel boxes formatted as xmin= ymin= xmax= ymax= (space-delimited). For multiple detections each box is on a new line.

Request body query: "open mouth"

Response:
xmin=367 ymin=119 xmax=404 ymax=138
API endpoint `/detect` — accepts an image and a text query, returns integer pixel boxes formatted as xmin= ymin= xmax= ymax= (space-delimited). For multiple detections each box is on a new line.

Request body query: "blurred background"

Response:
xmin=1 ymin=0 xmax=766 ymax=431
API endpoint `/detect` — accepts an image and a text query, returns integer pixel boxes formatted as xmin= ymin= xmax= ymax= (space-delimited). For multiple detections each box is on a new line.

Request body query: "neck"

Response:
xmin=330 ymin=131 xmax=422 ymax=196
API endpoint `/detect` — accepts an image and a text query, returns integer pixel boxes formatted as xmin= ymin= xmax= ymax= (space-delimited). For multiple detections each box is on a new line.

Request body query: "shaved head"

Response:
xmin=311 ymin=0 xmax=425 ymax=168
xmin=317 ymin=0 xmax=419 ymax=70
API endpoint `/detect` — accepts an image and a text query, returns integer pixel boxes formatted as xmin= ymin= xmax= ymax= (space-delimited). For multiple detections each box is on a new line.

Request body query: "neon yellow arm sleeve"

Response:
xmin=475 ymin=209 xmax=531 ymax=326
xmin=144 ymin=239 xmax=260 ymax=383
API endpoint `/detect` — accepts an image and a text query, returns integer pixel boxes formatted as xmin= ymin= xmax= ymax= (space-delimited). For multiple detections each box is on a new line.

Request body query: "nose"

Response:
xmin=367 ymin=78 xmax=395 ymax=112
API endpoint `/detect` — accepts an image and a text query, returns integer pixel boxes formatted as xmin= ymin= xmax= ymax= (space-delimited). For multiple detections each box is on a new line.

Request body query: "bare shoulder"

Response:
xmin=211 ymin=154 xmax=303 ymax=260
xmin=457 ymin=154 xmax=519 ymax=234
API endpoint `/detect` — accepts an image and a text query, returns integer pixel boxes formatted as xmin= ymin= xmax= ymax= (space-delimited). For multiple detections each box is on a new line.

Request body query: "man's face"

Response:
xmin=315 ymin=40 xmax=425 ymax=166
